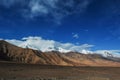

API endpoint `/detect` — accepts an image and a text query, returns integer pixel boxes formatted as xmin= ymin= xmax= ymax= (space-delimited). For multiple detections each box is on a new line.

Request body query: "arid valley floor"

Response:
xmin=0 ymin=62 xmax=120 ymax=80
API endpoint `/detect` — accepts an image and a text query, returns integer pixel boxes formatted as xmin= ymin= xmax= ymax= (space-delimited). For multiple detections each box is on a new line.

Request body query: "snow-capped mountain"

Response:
xmin=5 ymin=36 xmax=93 ymax=53
xmin=3 ymin=36 xmax=120 ymax=58
xmin=93 ymin=50 xmax=120 ymax=58
xmin=0 ymin=40 xmax=120 ymax=66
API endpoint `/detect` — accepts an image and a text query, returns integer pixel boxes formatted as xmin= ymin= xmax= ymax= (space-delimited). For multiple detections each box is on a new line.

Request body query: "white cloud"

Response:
xmin=2 ymin=36 xmax=120 ymax=57
xmin=73 ymin=34 xmax=79 ymax=39
xmin=0 ymin=0 xmax=93 ymax=23
xmin=5 ymin=36 xmax=94 ymax=53
xmin=29 ymin=0 xmax=49 ymax=18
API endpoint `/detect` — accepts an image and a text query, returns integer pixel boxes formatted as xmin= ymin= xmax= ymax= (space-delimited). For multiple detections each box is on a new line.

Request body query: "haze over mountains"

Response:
xmin=0 ymin=39 xmax=120 ymax=66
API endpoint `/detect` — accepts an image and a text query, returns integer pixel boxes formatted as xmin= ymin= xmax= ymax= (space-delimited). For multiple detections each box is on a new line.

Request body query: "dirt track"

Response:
xmin=0 ymin=62 xmax=120 ymax=80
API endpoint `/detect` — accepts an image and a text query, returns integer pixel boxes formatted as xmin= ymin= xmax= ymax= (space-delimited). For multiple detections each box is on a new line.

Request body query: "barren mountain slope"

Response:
xmin=0 ymin=40 xmax=120 ymax=66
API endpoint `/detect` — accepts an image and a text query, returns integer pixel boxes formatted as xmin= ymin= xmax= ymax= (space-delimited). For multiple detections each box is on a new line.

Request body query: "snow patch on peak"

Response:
xmin=81 ymin=49 xmax=92 ymax=54
xmin=94 ymin=50 xmax=120 ymax=58
xmin=5 ymin=36 xmax=93 ymax=53
xmin=4 ymin=36 xmax=120 ymax=58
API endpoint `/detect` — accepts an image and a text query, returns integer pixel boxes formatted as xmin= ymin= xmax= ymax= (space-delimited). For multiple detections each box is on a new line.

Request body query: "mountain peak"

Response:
xmin=0 ymin=40 xmax=8 ymax=44
xmin=0 ymin=40 xmax=120 ymax=66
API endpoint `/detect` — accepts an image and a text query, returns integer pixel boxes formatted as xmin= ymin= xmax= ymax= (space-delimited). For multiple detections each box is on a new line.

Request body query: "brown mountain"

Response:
xmin=0 ymin=40 xmax=120 ymax=66
xmin=0 ymin=40 xmax=78 ymax=66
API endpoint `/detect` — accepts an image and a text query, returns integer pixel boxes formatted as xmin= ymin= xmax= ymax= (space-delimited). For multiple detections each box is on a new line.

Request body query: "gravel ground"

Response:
xmin=0 ymin=62 xmax=120 ymax=80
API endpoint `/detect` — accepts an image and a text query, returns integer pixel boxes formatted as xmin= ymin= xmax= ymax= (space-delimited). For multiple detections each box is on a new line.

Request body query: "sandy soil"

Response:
xmin=0 ymin=62 xmax=120 ymax=80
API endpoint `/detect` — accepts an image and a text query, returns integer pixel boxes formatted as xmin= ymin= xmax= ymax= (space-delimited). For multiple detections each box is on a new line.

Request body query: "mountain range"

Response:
xmin=0 ymin=40 xmax=120 ymax=66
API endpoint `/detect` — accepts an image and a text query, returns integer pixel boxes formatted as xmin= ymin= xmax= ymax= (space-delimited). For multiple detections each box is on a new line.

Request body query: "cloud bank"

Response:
xmin=1 ymin=36 xmax=120 ymax=57
xmin=4 ymin=36 xmax=94 ymax=53
xmin=0 ymin=0 xmax=93 ymax=23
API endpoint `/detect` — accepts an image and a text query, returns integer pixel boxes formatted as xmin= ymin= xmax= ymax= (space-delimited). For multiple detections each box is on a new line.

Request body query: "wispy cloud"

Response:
xmin=109 ymin=26 xmax=120 ymax=39
xmin=0 ymin=0 xmax=93 ymax=24
xmin=0 ymin=0 xmax=26 ymax=8
xmin=73 ymin=33 xmax=79 ymax=39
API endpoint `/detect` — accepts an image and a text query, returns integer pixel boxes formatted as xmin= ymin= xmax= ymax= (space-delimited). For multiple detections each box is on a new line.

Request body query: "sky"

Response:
xmin=0 ymin=0 xmax=120 ymax=51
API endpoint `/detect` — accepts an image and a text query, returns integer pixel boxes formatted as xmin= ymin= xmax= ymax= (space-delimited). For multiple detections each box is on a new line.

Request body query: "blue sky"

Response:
xmin=0 ymin=0 xmax=120 ymax=50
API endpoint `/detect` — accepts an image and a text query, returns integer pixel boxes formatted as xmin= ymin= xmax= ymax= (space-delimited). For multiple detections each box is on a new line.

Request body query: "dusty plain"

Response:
xmin=0 ymin=62 xmax=120 ymax=80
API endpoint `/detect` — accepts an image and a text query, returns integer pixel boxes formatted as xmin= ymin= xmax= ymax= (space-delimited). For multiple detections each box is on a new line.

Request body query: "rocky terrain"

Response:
xmin=0 ymin=40 xmax=120 ymax=66
xmin=0 ymin=40 xmax=120 ymax=80
xmin=0 ymin=62 xmax=120 ymax=80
